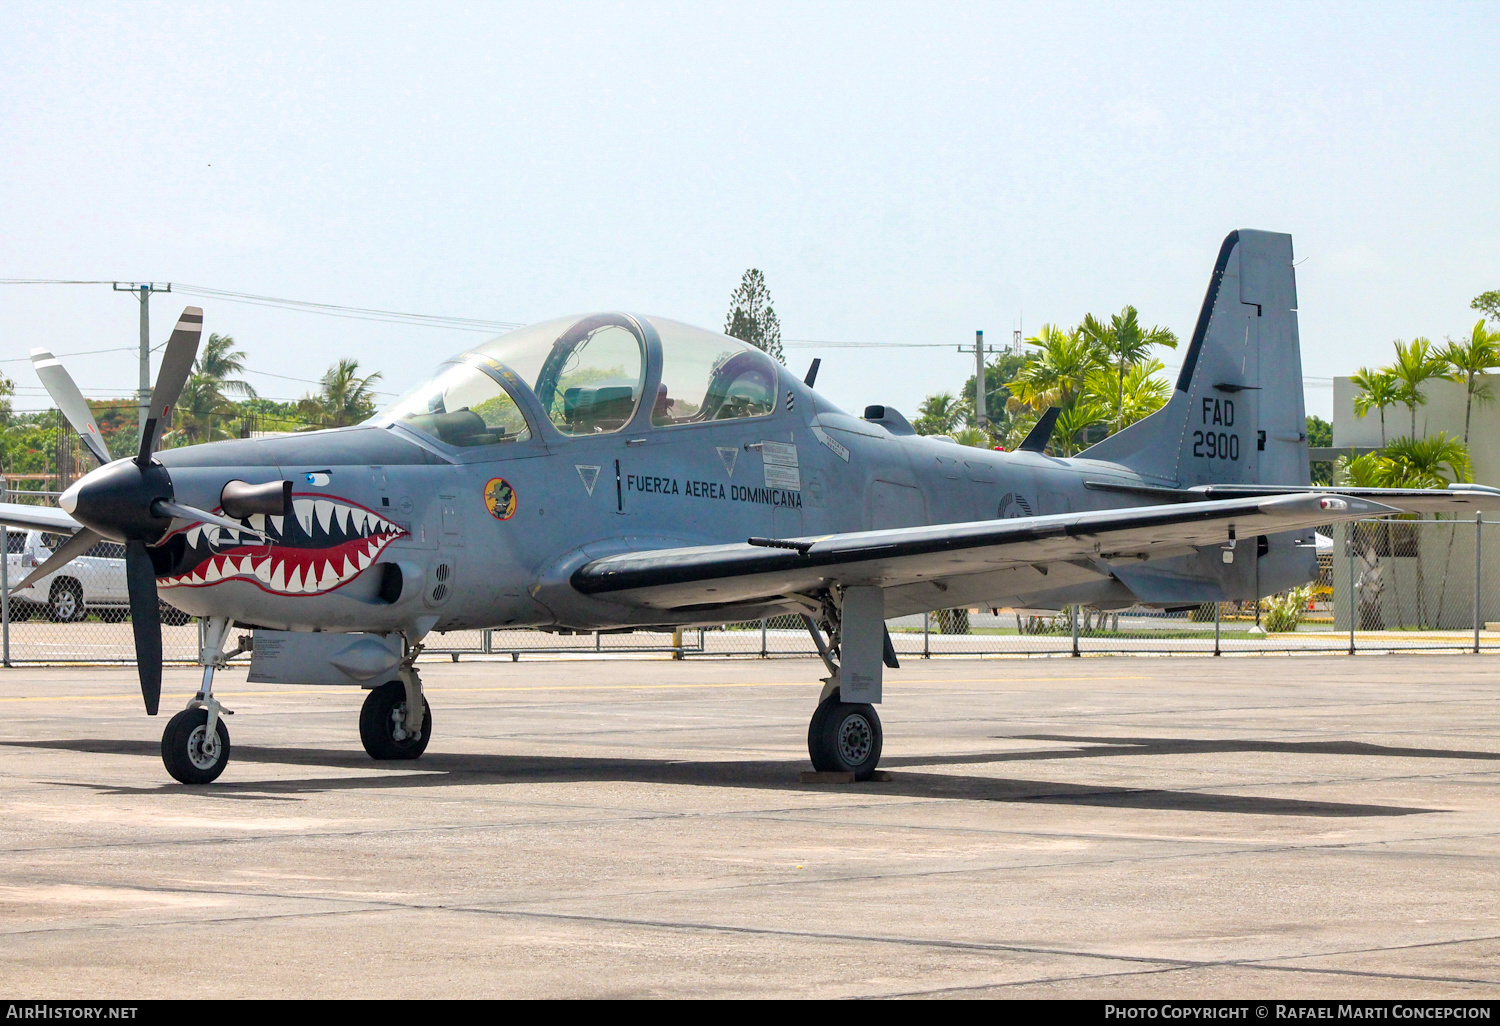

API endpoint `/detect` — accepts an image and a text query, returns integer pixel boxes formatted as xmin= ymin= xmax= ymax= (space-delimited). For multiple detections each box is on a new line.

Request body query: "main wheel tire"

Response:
xmin=807 ymin=691 xmax=883 ymax=780
xmin=48 ymin=580 xmax=83 ymax=622
xmin=161 ymin=707 xmax=231 ymax=785
xmin=359 ymin=680 xmax=432 ymax=761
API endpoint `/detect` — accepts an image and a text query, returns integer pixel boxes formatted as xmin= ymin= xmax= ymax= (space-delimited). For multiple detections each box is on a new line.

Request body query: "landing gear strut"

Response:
xmin=162 ymin=616 xmax=247 ymax=784
xmin=800 ymin=586 xmax=893 ymax=781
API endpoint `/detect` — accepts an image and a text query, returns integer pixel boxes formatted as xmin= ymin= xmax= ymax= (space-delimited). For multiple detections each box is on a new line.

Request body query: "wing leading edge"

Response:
xmin=0 ymin=502 xmax=82 ymax=535
xmin=572 ymin=493 xmax=1398 ymax=611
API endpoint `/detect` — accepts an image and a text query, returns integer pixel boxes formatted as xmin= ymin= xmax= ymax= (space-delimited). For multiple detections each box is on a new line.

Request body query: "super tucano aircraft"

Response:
xmin=4 ymin=229 xmax=1495 ymax=785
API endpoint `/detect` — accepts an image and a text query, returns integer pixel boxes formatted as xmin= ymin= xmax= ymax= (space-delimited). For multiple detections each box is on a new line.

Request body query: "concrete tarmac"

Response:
xmin=1 ymin=653 xmax=1498 ymax=999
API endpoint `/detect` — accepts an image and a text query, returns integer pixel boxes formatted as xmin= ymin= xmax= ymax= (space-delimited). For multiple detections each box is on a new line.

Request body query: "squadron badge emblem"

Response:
xmin=483 ymin=477 xmax=517 ymax=520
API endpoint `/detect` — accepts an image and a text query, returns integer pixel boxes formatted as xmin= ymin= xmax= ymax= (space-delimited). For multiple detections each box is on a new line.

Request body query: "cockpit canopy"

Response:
xmin=383 ymin=313 xmax=780 ymax=447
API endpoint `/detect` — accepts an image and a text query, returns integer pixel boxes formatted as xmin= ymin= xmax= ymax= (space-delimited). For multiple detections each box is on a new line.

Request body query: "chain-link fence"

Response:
xmin=1 ymin=517 xmax=1496 ymax=665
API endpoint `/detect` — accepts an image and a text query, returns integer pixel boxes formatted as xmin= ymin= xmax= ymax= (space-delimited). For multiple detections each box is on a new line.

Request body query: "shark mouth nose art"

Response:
xmin=159 ymin=495 xmax=408 ymax=595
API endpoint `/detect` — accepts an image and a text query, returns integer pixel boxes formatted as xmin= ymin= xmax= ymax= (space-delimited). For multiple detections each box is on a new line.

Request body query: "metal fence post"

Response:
xmin=1070 ymin=604 xmax=1080 ymax=657
xmin=1 ymin=523 xmax=9 ymax=669
xmin=1348 ymin=522 xmax=1357 ymax=656
xmin=1475 ymin=513 xmax=1483 ymax=654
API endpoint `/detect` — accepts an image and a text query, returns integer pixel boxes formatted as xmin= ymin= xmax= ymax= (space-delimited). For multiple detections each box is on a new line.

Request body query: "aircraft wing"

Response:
xmin=0 ymin=502 xmax=82 ymax=535
xmin=1086 ymin=480 xmax=1500 ymax=515
xmin=572 ymin=492 xmax=1396 ymax=611
xmin=1189 ymin=484 xmax=1500 ymax=515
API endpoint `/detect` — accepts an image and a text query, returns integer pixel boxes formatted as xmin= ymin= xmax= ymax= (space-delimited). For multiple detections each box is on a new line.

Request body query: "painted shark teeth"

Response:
xmin=157 ymin=495 xmax=408 ymax=595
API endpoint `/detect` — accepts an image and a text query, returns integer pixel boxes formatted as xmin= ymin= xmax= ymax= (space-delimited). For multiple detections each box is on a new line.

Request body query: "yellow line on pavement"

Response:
xmin=0 ymin=675 xmax=1151 ymax=703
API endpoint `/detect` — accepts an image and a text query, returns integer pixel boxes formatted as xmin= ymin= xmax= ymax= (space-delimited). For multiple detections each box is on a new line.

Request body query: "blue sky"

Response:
xmin=2 ymin=1 xmax=1496 ymax=421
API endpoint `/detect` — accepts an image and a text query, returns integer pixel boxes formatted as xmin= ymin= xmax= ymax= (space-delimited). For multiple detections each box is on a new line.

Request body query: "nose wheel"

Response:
xmin=162 ymin=707 xmax=232 ymax=784
xmin=808 ymin=690 xmax=883 ymax=780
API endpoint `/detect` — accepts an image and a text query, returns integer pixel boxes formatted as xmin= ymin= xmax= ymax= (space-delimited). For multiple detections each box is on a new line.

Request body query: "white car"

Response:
xmin=4 ymin=530 xmax=190 ymax=624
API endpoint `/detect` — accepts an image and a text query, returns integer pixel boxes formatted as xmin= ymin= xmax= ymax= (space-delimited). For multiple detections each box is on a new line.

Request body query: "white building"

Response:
xmin=1332 ymin=374 xmax=1500 ymax=488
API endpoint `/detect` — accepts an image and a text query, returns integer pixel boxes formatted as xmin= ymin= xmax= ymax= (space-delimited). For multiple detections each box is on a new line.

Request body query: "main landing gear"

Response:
xmin=800 ymin=586 xmax=896 ymax=781
xmin=162 ymin=616 xmax=248 ymax=784
xmin=359 ymin=638 xmax=431 ymax=760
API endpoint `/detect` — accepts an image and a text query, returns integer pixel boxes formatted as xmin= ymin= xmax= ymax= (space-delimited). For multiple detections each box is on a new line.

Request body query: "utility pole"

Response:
xmin=959 ymin=330 xmax=987 ymax=428
xmin=974 ymin=330 xmax=986 ymax=427
xmin=113 ymin=282 xmax=171 ymax=445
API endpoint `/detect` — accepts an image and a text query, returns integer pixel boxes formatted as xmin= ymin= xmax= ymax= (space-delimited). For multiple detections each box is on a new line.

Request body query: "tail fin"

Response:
xmin=1081 ymin=230 xmax=1309 ymax=487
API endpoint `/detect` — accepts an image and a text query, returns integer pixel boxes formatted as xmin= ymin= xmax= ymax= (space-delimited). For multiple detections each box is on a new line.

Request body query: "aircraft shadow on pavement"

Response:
xmin=2 ymin=737 xmax=1439 ymax=817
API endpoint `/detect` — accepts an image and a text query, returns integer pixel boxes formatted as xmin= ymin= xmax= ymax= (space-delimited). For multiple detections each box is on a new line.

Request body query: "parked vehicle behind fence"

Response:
xmin=3 ymin=530 xmax=191 ymax=624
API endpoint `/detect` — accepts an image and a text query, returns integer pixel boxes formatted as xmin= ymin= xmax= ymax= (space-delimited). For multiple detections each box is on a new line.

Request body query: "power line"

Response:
xmin=1 ymin=278 xmax=525 ymax=334
xmin=171 ymin=284 xmax=524 ymax=333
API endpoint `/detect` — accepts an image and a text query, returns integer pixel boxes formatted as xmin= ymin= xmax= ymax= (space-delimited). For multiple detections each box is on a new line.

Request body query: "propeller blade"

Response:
xmin=152 ymin=499 xmax=268 ymax=540
xmin=136 ymin=306 xmax=203 ymax=467
xmin=30 ymin=350 xmax=111 ymax=466
xmin=125 ymin=540 xmax=163 ymax=715
xmin=8 ymin=528 xmax=102 ymax=595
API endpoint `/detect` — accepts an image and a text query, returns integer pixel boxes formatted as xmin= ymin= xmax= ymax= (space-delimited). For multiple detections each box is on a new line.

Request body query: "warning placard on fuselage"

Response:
xmin=760 ymin=441 xmax=801 ymax=491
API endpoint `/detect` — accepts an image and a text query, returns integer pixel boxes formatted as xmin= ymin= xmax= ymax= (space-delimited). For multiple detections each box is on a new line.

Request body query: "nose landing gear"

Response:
xmin=162 ymin=616 xmax=247 ymax=785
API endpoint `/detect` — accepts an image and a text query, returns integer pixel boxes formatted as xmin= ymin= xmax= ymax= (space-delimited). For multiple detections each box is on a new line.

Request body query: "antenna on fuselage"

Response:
xmin=1017 ymin=406 xmax=1062 ymax=453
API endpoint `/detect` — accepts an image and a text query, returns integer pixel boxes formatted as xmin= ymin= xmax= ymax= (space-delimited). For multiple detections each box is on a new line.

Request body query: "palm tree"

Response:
xmin=1079 ymin=306 xmax=1177 ymax=433
xmin=1084 ymin=358 xmax=1171 ymax=432
xmin=1387 ymin=337 xmax=1454 ymax=437
xmin=1379 ymin=433 xmax=1472 ymax=488
xmin=914 ymin=392 xmax=966 ymax=436
xmin=1009 ymin=324 xmax=1099 ymax=412
xmin=298 ymin=359 xmax=384 ymax=428
xmin=1052 ymin=397 xmax=1106 ymax=456
xmin=1440 ymin=320 xmax=1500 ymax=444
xmin=1349 ymin=367 xmax=1400 ymax=446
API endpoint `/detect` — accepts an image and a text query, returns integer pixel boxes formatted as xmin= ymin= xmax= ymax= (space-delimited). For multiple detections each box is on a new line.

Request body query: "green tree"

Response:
xmin=1008 ymin=324 xmax=1100 ymax=412
xmin=913 ymin=392 xmax=966 ymax=436
xmin=1079 ymin=306 xmax=1178 ymax=433
xmin=1387 ymin=337 xmax=1454 ymax=437
xmin=724 ymin=269 xmax=783 ymax=362
xmin=1083 ymin=358 xmax=1171 ymax=432
xmin=1440 ymin=320 xmax=1500 ymax=444
xmin=1473 ymin=289 xmax=1500 ymax=324
xmin=960 ymin=350 xmax=1028 ymax=438
xmin=298 ymin=359 xmax=383 ymax=429
xmin=1305 ymin=414 xmax=1332 ymax=448
xmin=163 ymin=334 xmax=258 ymax=446
xmin=1306 ymin=414 xmax=1333 ymax=484
xmin=1052 ymin=397 xmax=1107 ymax=456
xmin=1349 ymin=366 xmax=1400 ymax=446
xmin=1379 ymin=433 xmax=1471 ymax=488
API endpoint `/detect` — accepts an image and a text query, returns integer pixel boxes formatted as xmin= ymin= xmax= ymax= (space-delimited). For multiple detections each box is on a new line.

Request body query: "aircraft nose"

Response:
xmin=66 ymin=458 xmax=174 ymax=543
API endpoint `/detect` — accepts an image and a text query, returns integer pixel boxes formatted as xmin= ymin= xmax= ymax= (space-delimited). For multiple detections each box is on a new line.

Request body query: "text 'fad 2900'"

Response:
xmin=1193 ymin=397 xmax=1240 ymax=461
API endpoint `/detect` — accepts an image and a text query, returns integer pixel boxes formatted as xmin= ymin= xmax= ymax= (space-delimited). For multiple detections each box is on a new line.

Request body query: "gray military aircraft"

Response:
xmin=3 ymin=229 xmax=1494 ymax=785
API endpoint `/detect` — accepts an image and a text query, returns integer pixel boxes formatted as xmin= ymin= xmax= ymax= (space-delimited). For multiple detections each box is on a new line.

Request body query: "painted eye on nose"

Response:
xmin=305 ymin=472 xmax=331 ymax=486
